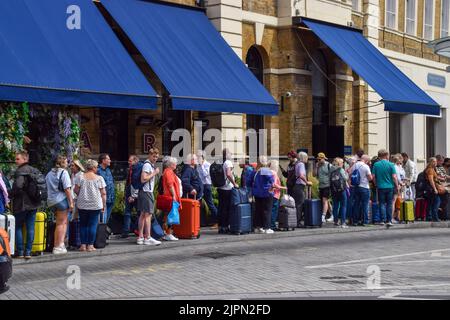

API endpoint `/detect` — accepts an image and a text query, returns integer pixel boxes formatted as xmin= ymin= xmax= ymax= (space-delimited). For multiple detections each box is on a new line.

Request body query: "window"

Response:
xmin=352 ymin=0 xmax=360 ymax=11
xmin=386 ymin=0 xmax=397 ymax=29
xmin=442 ymin=0 xmax=450 ymax=37
xmin=405 ymin=0 xmax=416 ymax=35
xmin=389 ymin=113 xmax=402 ymax=154
xmin=424 ymin=0 xmax=434 ymax=40
xmin=426 ymin=117 xmax=437 ymax=160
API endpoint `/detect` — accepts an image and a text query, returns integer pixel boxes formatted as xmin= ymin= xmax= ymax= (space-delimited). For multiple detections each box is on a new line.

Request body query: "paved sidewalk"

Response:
xmin=13 ymin=221 xmax=450 ymax=266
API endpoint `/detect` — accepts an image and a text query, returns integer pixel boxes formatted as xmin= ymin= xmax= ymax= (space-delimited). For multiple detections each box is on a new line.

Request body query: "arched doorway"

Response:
xmin=246 ymin=46 xmax=265 ymax=161
xmin=311 ymin=51 xmax=329 ymax=157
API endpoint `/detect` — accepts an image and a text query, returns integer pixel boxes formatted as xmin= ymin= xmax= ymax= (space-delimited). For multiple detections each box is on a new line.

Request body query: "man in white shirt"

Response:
xmin=401 ymin=152 xmax=417 ymax=199
xmin=218 ymin=148 xmax=239 ymax=234
xmin=136 ymin=148 xmax=161 ymax=246
xmin=350 ymin=155 xmax=373 ymax=225
xmin=197 ymin=150 xmax=218 ymax=229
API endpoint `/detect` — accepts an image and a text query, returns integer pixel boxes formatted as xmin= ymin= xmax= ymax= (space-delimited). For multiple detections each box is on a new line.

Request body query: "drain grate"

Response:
xmin=330 ymin=280 xmax=363 ymax=285
xmin=320 ymin=276 xmax=347 ymax=280
xmin=347 ymin=275 xmax=366 ymax=279
xmin=196 ymin=252 xmax=240 ymax=259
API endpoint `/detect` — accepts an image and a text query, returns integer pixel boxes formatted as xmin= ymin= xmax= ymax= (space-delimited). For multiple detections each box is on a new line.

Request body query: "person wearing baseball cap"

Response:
xmin=316 ymin=152 xmax=333 ymax=223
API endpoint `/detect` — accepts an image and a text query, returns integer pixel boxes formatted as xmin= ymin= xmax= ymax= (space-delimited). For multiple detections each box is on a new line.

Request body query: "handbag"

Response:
xmin=156 ymin=194 xmax=173 ymax=212
xmin=167 ymin=201 xmax=180 ymax=225
xmin=437 ymin=184 xmax=447 ymax=195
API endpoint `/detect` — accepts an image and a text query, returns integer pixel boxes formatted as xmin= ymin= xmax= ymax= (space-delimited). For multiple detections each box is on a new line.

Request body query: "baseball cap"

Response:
xmin=317 ymin=152 xmax=328 ymax=160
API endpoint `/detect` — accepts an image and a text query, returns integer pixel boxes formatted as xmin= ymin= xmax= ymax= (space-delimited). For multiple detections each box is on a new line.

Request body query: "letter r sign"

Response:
xmin=67 ymin=5 xmax=81 ymax=30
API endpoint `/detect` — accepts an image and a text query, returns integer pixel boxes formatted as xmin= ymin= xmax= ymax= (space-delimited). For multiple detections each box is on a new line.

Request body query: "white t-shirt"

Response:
xmin=395 ymin=164 xmax=406 ymax=183
xmin=219 ymin=160 xmax=234 ymax=190
xmin=350 ymin=162 xmax=372 ymax=189
xmin=76 ymin=174 xmax=107 ymax=211
xmin=142 ymin=161 xmax=155 ymax=193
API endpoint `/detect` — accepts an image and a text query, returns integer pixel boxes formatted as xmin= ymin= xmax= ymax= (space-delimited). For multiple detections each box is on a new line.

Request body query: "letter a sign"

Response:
xmin=67 ymin=5 xmax=81 ymax=30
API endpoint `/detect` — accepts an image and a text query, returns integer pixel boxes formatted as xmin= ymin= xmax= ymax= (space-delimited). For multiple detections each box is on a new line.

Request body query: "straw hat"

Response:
xmin=72 ymin=159 xmax=85 ymax=172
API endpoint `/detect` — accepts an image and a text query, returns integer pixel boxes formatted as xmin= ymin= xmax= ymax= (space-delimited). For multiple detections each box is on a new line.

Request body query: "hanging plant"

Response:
xmin=0 ymin=102 xmax=30 ymax=174
xmin=28 ymin=105 xmax=81 ymax=172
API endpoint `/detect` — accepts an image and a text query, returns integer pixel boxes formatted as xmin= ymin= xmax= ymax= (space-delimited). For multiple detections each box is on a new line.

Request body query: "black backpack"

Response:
xmin=20 ymin=167 xmax=47 ymax=203
xmin=210 ymin=162 xmax=226 ymax=188
xmin=157 ymin=175 xmax=164 ymax=195
xmin=415 ymin=171 xmax=432 ymax=197
xmin=330 ymin=168 xmax=346 ymax=195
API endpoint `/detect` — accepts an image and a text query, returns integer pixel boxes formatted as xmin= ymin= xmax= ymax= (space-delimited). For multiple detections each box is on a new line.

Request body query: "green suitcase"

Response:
xmin=400 ymin=200 xmax=415 ymax=223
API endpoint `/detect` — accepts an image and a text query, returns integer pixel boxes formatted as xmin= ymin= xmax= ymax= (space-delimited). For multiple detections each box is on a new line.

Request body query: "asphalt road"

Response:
xmin=1 ymin=227 xmax=450 ymax=300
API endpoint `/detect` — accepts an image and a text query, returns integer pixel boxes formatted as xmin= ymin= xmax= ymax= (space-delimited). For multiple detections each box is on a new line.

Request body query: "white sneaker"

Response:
xmin=341 ymin=223 xmax=349 ymax=229
xmin=144 ymin=237 xmax=162 ymax=246
xmin=163 ymin=234 xmax=179 ymax=241
xmin=326 ymin=217 xmax=334 ymax=223
xmin=136 ymin=237 xmax=144 ymax=245
xmin=322 ymin=215 xmax=326 ymax=223
xmin=264 ymin=229 xmax=275 ymax=234
xmin=52 ymin=246 xmax=67 ymax=255
xmin=255 ymin=228 xmax=264 ymax=234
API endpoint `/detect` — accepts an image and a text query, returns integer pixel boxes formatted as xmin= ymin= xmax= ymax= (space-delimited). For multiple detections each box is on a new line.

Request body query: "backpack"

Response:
xmin=19 ymin=167 xmax=47 ymax=203
xmin=130 ymin=161 xmax=144 ymax=190
xmin=286 ymin=163 xmax=298 ymax=190
xmin=330 ymin=168 xmax=346 ymax=195
xmin=415 ymin=171 xmax=431 ymax=197
xmin=157 ymin=175 xmax=164 ymax=195
xmin=210 ymin=162 xmax=226 ymax=188
xmin=351 ymin=163 xmax=362 ymax=187
xmin=131 ymin=160 xmax=151 ymax=190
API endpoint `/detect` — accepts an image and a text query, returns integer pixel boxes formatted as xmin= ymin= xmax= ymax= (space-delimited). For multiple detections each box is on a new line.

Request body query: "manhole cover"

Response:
xmin=196 ymin=252 xmax=240 ymax=259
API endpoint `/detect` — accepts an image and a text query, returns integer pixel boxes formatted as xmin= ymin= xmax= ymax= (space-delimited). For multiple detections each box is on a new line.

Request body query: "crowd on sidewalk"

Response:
xmin=0 ymin=147 xmax=449 ymax=260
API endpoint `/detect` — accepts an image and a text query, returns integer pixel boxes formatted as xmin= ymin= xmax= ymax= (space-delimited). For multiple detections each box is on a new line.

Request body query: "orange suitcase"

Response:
xmin=173 ymin=198 xmax=201 ymax=239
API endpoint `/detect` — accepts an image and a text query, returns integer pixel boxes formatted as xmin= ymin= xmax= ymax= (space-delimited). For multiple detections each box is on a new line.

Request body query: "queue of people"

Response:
xmin=1 ymin=147 xmax=449 ymax=260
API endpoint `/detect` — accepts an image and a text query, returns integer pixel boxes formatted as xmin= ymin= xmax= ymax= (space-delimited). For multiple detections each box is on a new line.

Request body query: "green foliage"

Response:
xmin=308 ymin=174 xmax=320 ymax=199
xmin=112 ymin=181 xmax=126 ymax=215
xmin=0 ymin=102 xmax=30 ymax=174
xmin=28 ymin=106 xmax=81 ymax=173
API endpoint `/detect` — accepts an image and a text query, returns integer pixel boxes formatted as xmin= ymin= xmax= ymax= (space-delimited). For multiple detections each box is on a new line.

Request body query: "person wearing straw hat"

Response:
xmin=68 ymin=159 xmax=85 ymax=245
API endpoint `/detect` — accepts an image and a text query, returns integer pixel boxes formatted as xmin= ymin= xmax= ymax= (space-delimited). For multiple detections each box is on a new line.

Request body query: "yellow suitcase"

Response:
xmin=23 ymin=212 xmax=47 ymax=255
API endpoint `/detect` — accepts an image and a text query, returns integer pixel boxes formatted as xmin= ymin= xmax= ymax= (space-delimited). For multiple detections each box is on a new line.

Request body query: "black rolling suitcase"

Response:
xmin=94 ymin=212 xmax=108 ymax=249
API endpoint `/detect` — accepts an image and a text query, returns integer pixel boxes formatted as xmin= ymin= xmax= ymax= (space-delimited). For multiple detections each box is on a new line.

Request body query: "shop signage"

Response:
xmin=144 ymin=133 xmax=156 ymax=153
xmin=427 ymin=73 xmax=446 ymax=88
xmin=344 ymin=145 xmax=352 ymax=155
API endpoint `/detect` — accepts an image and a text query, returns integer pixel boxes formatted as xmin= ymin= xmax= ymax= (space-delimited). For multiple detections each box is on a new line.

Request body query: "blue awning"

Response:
xmin=302 ymin=18 xmax=440 ymax=116
xmin=101 ymin=0 xmax=278 ymax=115
xmin=0 ymin=0 xmax=157 ymax=109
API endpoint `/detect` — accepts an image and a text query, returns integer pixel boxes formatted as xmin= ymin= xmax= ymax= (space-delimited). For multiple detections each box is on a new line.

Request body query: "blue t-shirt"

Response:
xmin=45 ymin=168 xmax=72 ymax=207
xmin=0 ymin=191 xmax=5 ymax=214
xmin=372 ymin=160 xmax=396 ymax=189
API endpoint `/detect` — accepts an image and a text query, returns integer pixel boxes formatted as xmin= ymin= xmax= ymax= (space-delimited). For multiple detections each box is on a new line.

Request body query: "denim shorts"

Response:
xmin=50 ymin=198 xmax=69 ymax=212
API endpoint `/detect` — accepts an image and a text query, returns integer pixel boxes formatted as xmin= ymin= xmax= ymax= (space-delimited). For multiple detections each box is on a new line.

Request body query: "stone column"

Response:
xmin=206 ymin=0 xmax=245 ymax=160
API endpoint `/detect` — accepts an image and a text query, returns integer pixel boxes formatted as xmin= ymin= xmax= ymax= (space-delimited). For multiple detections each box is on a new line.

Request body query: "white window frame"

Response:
xmin=385 ymin=0 xmax=398 ymax=30
xmin=442 ymin=0 xmax=450 ymax=37
xmin=423 ymin=0 xmax=434 ymax=41
xmin=352 ymin=0 xmax=361 ymax=12
xmin=405 ymin=0 xmax=417 ymax=36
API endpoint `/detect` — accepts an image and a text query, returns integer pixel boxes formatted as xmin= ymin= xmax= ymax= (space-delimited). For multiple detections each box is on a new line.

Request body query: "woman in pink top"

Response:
xmin=270 ymin=160 xmax=287 ymax=230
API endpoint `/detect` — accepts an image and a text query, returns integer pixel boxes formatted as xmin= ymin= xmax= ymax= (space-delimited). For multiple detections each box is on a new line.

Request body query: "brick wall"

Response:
xmin=243 ymin=0 xmax=277 ymax=16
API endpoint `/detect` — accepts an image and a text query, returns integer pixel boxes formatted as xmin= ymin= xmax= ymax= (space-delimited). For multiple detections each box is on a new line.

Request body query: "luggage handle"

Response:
xmin=307 ymin=185 xmax=312 ymax=200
